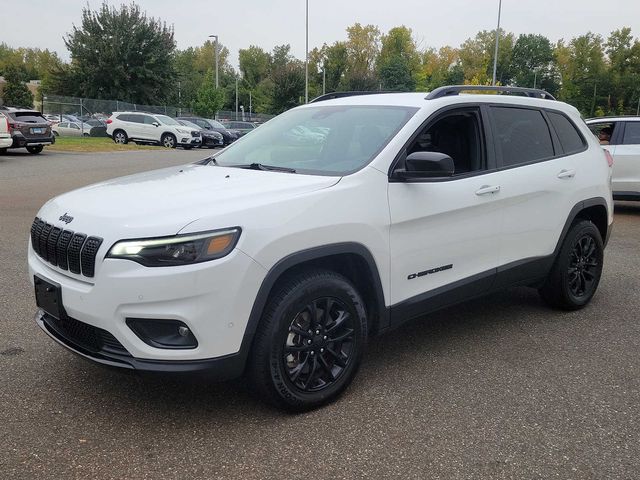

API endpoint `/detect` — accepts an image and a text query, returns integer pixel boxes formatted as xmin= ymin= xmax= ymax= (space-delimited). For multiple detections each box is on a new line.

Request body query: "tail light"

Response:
xmin=106 ymin=118 xmax=113 ymax=124
xmin=604 ymin=149 xmax=614 ymax=167
xmin=8 ymin=122 xmax=17 ymax=134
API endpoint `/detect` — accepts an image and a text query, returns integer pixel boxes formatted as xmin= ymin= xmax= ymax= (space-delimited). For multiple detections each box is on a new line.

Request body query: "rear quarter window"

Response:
xmin=547 ymin=111 xmax=586 ymax=154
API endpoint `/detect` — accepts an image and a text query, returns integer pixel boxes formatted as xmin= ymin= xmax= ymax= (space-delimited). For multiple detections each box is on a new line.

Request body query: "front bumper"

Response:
xmin=28 ymin=243 xmax=266 ymax=365
xmin=36 ymin=309 xmax=247 ymax=377
xmin=178 ymin=137 xmax=202 ymax=147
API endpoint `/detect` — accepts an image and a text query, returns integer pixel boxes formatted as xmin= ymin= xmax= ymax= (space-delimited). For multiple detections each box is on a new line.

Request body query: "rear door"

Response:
xmin=488 ymin=106 xmax=586 ymax=279
xmin=612 ymin=122 xmax=640 ymax=196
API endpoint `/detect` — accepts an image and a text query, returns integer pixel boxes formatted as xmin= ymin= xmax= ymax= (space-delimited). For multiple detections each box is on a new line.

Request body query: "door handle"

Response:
xmin=557 ymin=169 xmax=576 ymax=179
xmin=475 ymin=185 xmax=501 ymax=196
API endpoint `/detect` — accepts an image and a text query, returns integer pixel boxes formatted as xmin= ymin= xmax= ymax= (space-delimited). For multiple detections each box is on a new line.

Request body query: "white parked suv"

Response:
xmin=586 ymin=116 xmax=640 ymax=201
xmin=29 ymin=86 xmax=613 ymax=411
xmin=106 ymin=111 xmax=202 ymax=149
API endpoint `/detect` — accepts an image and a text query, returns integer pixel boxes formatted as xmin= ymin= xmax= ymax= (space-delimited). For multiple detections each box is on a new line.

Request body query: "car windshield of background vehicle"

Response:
xmin=213 ymin=105 xmax=418 ymax=175
xmin=209 ymin=120 xmax=226 ymax=129
xmin=156 ymin=115 xmax=180 ymax=126
xmin=179 ymin=120 xmax=201 ymax=130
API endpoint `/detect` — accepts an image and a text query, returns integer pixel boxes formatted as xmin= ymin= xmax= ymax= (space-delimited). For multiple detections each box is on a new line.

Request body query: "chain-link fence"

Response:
xmin=41 ymin=94 xmax=275 ymax=124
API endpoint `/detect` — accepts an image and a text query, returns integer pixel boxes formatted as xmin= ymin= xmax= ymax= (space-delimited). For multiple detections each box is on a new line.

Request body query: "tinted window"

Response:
xmin=548 ymin=112 xmax=585 ymax=154
xmin=492 ymin=107 xmax=554 ymax=166
xmin=9 ymin=111 xmax=47 ymax=123
xmin=128 ymin=114 xmax=144 ymax=123
xmin=143 ymin=115 xmax=156 ymax=125
xmin=622 ymin=122 xmax=640 ymax=145
xmin=117 ymin=114 xmax=131 ymax=122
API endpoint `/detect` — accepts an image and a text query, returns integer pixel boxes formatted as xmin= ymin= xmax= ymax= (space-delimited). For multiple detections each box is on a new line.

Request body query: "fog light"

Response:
xmin=126 ymin=318 xmax=198 ymax=349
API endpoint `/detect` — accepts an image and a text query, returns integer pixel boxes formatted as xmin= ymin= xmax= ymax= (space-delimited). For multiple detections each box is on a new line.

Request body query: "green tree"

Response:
xmin=2 ymin=65 xmax=33 ymax=107
xmin=606 ymin=28 xmax=640 ymax=114
xmin=342 ymin=23 xmax=380 ymax=91
xmin=63 ymin=2 xmax=176 ymax=103
xmin=511 ymin=34 xmax=560 ymax=94
xmin=458 ymin=29 xmax=514 ymax=85
xmin=191 ymin=70 xmax=225 ymax=117
xmin=377 ymin=26 xmax=419 ymax=91
xmin=239 ymin=46 xmax=271 ymax=88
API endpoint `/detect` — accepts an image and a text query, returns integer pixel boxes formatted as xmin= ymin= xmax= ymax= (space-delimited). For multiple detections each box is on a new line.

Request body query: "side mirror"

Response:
xmin=394 ymin=151 xmax=455 ymax=180
xmin=152 ymin=122 xmax=160 ymax=127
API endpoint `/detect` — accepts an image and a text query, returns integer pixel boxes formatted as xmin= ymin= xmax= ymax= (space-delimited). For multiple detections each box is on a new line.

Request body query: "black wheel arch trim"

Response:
xmin=237 ymin=242 xmax=388 ymax=371
xmin=554 ymin=197 xmax=611 ymax=252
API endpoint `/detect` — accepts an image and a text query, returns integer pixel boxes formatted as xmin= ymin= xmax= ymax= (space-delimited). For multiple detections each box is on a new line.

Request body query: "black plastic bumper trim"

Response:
xmin=35 ymin=310 xmax=246 ymax=378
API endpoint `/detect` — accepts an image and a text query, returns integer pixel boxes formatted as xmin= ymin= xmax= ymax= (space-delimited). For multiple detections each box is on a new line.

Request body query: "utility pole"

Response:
xmin=491 ymin=0 xmax=502 ymax=86
xmin=249 ymin=91 xmax=252 ymax=120
xmin=235 ymin=76 xmax=239 ymax=120
xmin=323 ymin=60 xmax=326 ymax=95
xmin=305 ymin=0 xmax=309 ymax=103
xmin=209 ymin=35 xmax=219 ymax=88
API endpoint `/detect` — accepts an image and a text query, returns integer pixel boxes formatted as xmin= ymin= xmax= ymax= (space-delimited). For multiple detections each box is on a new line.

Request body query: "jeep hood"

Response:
xmin=38 ymin=164 xmax=340 ymax=237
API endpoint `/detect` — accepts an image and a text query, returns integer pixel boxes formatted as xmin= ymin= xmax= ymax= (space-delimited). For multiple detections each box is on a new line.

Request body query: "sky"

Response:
xmin=2 ymin=0 xmax=639 ymax=67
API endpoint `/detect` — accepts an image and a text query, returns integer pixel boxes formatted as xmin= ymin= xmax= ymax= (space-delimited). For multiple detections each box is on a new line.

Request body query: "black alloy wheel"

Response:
xmin=567 ymin=234 xmax=600 ymax=299
xmin=539 ymin=219 xmax=604 ymax=310
xmin=249 ymin=269 xmax=367 ymax=411
xmin=283 ymin=297 xmax=355 ymax=392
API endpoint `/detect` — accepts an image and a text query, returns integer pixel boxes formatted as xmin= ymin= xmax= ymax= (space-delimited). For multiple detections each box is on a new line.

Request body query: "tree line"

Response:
xmin=1 ymin=2 xmax=638 ymax=117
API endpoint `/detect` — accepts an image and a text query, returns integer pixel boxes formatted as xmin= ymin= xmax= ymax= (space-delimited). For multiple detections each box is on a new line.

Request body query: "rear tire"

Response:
xmin=113 ymin=130 xmax=128 ymax=144
xmin=26 ymin=145 xmax=44 ymax=154
xmin=161 ymin=133 xmax=176 ymax=148
xmin=538 ymin=220 xmax=604 ymax=310
xmin=248 ymin=269 xmax=368 ymax=412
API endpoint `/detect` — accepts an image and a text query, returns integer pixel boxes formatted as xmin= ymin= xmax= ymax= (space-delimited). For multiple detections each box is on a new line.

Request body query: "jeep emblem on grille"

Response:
xmin=59 ymin=213 xmax=74 ymax=224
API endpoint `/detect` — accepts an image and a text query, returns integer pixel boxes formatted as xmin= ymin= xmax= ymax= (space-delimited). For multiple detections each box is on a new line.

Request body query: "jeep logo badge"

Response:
xmin=59 ymin=213 xmax=74 ymax=224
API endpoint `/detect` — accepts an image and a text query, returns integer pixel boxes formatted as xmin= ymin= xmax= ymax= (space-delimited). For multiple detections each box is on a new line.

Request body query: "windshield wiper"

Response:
xmin=235 ymin=163 xmax=296 ymax=173
xmin=195 ymin=156 xmax=218 ymax=166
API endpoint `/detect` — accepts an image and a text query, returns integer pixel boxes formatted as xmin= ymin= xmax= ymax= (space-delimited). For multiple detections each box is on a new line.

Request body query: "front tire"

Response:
xmin=26 ymin=145 xmax=44 ymax=154
xmin=539 ymin=220 xmax=604 ymax=310
xmin=248 ymin=270 xmax=368 ymax=412
xmin=161 ymin=133 xmax=176 ymax=148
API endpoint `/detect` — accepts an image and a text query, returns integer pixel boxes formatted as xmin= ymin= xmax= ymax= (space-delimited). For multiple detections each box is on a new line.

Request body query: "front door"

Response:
xmin=388 ymin=106 xmax=503 ymax=320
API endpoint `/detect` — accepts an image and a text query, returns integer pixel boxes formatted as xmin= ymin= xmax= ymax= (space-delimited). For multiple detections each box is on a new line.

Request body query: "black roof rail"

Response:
xmin=426 ymin=85 xmax=556 ymax=101
xmin=310 ymin=91 xmax=398 ymax=103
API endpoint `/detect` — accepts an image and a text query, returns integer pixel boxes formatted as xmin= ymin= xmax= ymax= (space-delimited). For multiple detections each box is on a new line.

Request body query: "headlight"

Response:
xmin=107 ymin=228 xmax=241 ymax=266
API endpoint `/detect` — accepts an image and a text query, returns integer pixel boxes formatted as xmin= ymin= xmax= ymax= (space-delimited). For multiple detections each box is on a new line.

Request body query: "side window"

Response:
xmin=143 ymin=115 xmax=156 ymax=125
xmin=59 ymin=122 xmax=68 ymax=128
xmin=117 ymin=114 xmax=131 ymax=122
xmin=547 ymin=111 xmax=585 ymax=154
xmin=587 ymin=122 xmax=617 ymax=145
xmin=491 ymin=107 xmax=554 ymax=167
xmin=195 ymin=119 xmax=207 ymax=128
xmin=71 ymin=123 xmax=80 ymax=130
xmin=622 ymin=123 xmax=640 ymax=145
xmin=405 ymin=108 xmax=485 ymax=176
xmin=129 ymin=114 xmax=145 ymax=123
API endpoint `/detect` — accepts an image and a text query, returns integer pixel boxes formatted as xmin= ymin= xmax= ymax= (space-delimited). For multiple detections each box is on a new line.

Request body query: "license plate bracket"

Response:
xmin=31 ymin=127 xmax=44 ymax=134
xmin=34 ymin=276 xmax=64 ymax=319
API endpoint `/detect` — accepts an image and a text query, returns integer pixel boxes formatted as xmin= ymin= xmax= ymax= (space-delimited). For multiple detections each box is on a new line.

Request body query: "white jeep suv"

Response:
xmin=29 ymin=86 xmax=613 ymax=411
xmin=106 ymin=111 xmax=201 ymax=149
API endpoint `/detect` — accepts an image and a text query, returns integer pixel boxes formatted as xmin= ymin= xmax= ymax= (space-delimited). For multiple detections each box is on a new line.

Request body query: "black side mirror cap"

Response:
xmin=394 ymin=151 xmax=455 ymax=180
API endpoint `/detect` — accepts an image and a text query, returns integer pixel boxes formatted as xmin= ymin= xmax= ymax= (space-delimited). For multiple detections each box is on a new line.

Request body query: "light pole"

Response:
xmin=491 ymin=0 xmax=502 ymax=86
xmin=305 ymin=0 xmax=309 ymax=103
xmin=208 ymin=34 xmax=219 ymax=89
xmin=322 ymin=59 xmax=326 ymax=95
xmin=235 ymin=75 xmax=239 ymax=120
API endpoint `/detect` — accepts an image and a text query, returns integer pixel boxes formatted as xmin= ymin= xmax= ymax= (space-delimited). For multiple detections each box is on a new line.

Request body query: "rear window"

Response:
xmin=622 ymin=123 xmax=640 ymax=145
xmin=9 ymin=111 xmax=47 ymax=123
xmin=491 ymin=107 xmax=554 ymax=167
xmin=547 ymin=111 xmax=585 ymax=154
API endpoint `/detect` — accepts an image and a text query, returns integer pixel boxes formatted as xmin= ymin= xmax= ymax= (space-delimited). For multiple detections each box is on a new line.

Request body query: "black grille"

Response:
xmin=43 ymin=315 xmax=130 ymax=356
xmin=31 ymin=217 xmax=102 ymax=278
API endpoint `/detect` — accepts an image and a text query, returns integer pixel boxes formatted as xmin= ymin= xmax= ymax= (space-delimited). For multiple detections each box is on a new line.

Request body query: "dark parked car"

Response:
xmin=177 ymin=117 xmax=239 ymax=145
xmin=177 ymin=119 xmax=224 ymax=148
xmin=0 ymin=107 xmax=55 ymax=154
xmin=221 ymin=120 xmax=257 ymax=137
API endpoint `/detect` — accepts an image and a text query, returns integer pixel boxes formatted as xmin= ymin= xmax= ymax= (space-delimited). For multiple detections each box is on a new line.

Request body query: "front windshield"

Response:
xmin=214 ymin=105 xmax=417 ymax=175
xmin=157 ymin=114 xmax=180 ymax=126
xmin=208 ymin=119 xmax=225 ymax=129
xmin=179 ymin=119 xmax=201 ymax=130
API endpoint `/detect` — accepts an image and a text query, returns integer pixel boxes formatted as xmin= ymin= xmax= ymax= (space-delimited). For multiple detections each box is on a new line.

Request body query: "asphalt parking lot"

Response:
xmin=1 ymin=148 xmax=639 ymax=479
